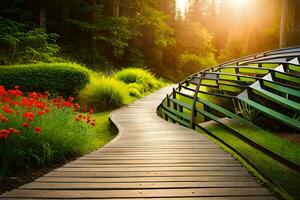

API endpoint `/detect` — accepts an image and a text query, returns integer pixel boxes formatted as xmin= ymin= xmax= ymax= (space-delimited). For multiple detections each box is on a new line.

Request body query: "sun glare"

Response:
xmin=230 ymin=0 xmax=249 ymax=9
xmin=176 ymin=0 xmax=187 ymax=17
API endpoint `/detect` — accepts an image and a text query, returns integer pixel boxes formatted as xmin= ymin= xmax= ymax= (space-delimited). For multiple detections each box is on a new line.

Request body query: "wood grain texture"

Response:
xmin=0 ymin=86 xmax=276 ymax=199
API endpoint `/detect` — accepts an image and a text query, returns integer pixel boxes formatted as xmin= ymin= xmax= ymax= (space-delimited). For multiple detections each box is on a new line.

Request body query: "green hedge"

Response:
xmin=0 ymin=63 xmax=90 ymax=97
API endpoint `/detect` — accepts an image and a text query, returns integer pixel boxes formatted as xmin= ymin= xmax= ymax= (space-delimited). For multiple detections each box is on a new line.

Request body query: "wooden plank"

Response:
xmin=35 ymin=176 xmax=256 ymax=183
xmin=77 ymin=156 xmax=235 ymax=160
xmin=69 ymin=159 xmax=239 ymax=165
xmin=45 ymin=171 xmax=249 ymax=177
xmin=1 ymin=188 xmax=272 ymax=198
xmin=21 ymin=181 xmax=260 ymax=189
xmin=0 ymin=197 xmax=277 ymax=200
xmin=63 ymin=164 xmax=242 ymax=168
xmin=55 ymin=166 xmax=246 ymax=172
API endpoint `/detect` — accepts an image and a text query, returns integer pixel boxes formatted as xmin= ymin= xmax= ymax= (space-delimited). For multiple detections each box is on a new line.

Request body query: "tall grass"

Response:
xmin=80 ymin=75 xmax=128 ymax=112
xmin=114 ymin=68 xmax=163 ymax=92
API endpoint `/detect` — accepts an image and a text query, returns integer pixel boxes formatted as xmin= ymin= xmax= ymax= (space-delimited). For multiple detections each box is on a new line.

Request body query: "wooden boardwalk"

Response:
xmin=0 ymin=86 xmax=276 ymax=199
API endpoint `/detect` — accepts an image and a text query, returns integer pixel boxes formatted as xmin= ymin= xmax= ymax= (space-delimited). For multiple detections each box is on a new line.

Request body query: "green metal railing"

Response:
xmin=157 ymin=46 xmax=300 ymax=172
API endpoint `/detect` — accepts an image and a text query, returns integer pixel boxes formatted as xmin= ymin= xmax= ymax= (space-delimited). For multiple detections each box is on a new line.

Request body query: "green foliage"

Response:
xmin=0 ymin=110 xmax=116 ymax=177
xmin=0 ymin=17 xmax=60 ymax=65
xmin=218 ymin=36 xmax=247 ymax=63
xmin=127 ymin=83 xmax=144 ymax=98
xmin=129 ymin=88 xmax=142 ymax=98
xmin=80 ymin=76 xmax=128 ymax=112
xmin=0 ymin=63 xmax=90 ymax=97
xmin=135 ymin=6 xmax=175 ymax=48
xmin=0 ymin=104 xmax=93 ymax=175
xmin=114 ymin=68 xmax=163 ymax=92
xmin=176 ymin=23 xmax=215 ymax=56
xmin=177 ymin=53 xmax=217 ymax=77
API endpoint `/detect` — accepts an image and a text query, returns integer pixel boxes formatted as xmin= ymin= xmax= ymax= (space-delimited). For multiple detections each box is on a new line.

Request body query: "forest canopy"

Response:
xmin=0 ymin=0 xmax=299 ymax=80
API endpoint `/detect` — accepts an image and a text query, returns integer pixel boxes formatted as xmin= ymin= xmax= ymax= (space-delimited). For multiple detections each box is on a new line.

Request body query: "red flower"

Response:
xmin=23 ymin=112 xmax=35 ymax=119
xmin=2 ymin=105 xmax=13 ymax=114
xmin=89 ymin=108 xmax=94 ymax=115
xmin=69 ymin=96 xmax=74 ymax=102
xmin=34 ymin=101 xmax=46 ymax=108
xmin=91 ymin=121 xmax=96 ymax=126
xmin=1 ymin=117 xmax=8 ymax=123
xmin=37 ymin=110 xmax=44 ymax=116
xmin=0 ymin=129 xmax=10 ymax=138
xmin=34 ymin=127 xmax=42 ymax=133
xmin=22 ymin=122 xmax=29 ymax=128
xmin=0 ymin=86 xmax=6 ymax=96
xmin=73 ymin=103 xmax=80 ymax=110
xmin=63 ymin=101 xmax=73 ymax=107
xmin=75 ymin=118 xmax=80 ymax=122
xmin=78 ymin=114 xmax=83 ymax=119
xmin=10 ymin=100 xmax=20 ymax=106
xmin=28 ymin=92 xmax=39 ymax=99
xmin=21 ymin=97 xmax=33 ymax=107
xmin=9 ymin=128 xmax=20 ymax=135
xmin=8 ymin=89 xmax=23 ymax=97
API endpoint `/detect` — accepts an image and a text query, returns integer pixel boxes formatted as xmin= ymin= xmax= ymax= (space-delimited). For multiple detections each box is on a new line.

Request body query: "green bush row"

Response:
xmin=0 ymin=63 xmax=90 ymax=97
xmin=79 ymin=68 xmax=167 ymax=111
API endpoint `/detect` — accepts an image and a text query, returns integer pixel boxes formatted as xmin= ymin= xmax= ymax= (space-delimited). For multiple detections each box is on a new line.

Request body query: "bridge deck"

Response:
xmin=0 ymin=86 xmax=275 ymax=199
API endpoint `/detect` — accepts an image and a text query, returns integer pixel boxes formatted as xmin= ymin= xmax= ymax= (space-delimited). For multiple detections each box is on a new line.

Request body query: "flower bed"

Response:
xmin=0 ymin=85 xmax=96 ymax=176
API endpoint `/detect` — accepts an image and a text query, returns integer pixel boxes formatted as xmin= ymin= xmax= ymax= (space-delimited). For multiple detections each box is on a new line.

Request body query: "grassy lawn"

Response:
xmin=221 ymin=120 xmax=300 ymax=164
xmin=86 ymin=112 xmax=118 ymax=150
xmin=198 ymin=122 xmax=300 ymax=200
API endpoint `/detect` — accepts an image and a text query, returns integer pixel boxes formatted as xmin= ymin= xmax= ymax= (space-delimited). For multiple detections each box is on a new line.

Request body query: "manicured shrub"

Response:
xmin=0 ymin=86 xmax=95 ymax=175
xmin=0 ymin=63 xmax=90 ymax=97
xmin=80 ymin=76 xmax=128 ymax=112
xmin=114 ymin=68 xmax=162 ymax=92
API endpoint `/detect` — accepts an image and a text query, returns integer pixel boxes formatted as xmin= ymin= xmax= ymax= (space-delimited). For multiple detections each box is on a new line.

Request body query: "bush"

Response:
xmin=0 ymin=17 xmax=60 ymax=65
xmin=114 ymin=68 xmax=162 ymax=92
xmin=177 ymin=53 xmax=217 ymax=77
xmin=0 ymin=86 xmax=95 ymax=175
xmin=0 ymin=63 xmax=90 ymax=97
xmin=80 ymin=76 xmax=128 ymax=112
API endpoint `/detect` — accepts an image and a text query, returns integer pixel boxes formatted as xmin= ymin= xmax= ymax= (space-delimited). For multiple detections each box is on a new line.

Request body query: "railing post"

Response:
xmin=172 ymin=88 xmax=177 ymax=111
xmin=191 ymin=77 xmax=202 ymax=129
xmin=165 ymin=94 xmax=170 ymax=121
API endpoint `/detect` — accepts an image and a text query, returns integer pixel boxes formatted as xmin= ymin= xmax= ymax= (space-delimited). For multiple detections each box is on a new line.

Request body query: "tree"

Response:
xmin=280 ymin=0 xmax=287 ymax=48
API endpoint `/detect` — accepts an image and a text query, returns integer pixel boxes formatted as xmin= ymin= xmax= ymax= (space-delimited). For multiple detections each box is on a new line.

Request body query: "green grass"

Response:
xmin=198 ymin=122 xmax=300 ymax=200
xmin=225 ymin=120 xmax=300 ymax=164
xmin=80 ymin=75 xmax=129 ymax=112
xmin=87 ymin=112 xmax=117 ymax=149
xmin=114 ymin=68 xmax=164 ymax=93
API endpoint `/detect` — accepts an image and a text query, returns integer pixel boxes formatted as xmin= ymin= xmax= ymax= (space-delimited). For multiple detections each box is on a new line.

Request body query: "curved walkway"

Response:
xmin=1 ymin=86 xmax=275 ymax=199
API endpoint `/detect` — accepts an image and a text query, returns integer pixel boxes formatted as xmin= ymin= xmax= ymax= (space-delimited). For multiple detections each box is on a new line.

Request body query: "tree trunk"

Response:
xmin=90 ymin=0 xmax=97 ymax=48
xmin=39 ymin=7 xmax=46 ymax=30
xmin=280 ymin=0 xmax=287 ymax=48
xmin=91 ymin=0 xmax=96 ymax=23
xmin=113 ymin=0 xmax=120 ymax=17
